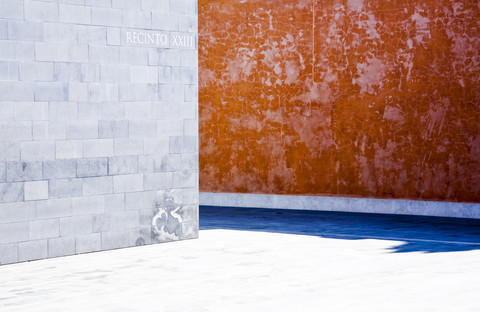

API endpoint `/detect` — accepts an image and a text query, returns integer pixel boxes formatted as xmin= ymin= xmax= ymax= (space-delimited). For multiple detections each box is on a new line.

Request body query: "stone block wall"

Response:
xmin=0 ymin=0 xmax=198 ymax=265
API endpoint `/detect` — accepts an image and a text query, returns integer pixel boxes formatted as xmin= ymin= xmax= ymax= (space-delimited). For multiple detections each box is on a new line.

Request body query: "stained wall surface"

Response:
xmin=0 ymin=0 xmax=198 ymax=265
xmin=199 ymin=0 xmax=480 ymax=203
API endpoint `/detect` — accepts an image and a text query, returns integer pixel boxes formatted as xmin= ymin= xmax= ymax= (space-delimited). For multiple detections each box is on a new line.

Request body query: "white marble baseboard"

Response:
xmin=200 ymin=192 xmax=480 ymax=219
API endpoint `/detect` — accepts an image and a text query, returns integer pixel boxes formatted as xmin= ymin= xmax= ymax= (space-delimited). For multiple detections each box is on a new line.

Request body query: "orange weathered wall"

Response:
xmin=198 ymin=0 xmax=480 ymax=203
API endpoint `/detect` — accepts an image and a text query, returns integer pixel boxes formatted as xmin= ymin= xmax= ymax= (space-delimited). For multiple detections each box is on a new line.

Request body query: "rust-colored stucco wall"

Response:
xmin=199 ymin=0 xmax=480 ymax=203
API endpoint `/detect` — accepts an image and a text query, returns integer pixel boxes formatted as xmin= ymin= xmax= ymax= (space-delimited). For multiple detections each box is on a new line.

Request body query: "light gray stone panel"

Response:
xmin=124 ymin=101 xmax=151 ymax=120
xmin=81 ymin=63 xmax=100 ymax=82
xmin=158 ymin=66 xmax=172 ymax=83
xmin=34 ymin=82 xmax=69 ymax=101
xmin=148 ymin=49 xmax=180 ymax=66
xmin=144 ymin=172 xmax=172 ymax=190
xmin=0 ymin=163 xmax=5 ymax=183
xmin=112 ymin=0 xmax=141 ymax=10
xmin=144 ymin=137 xmax=169 ymax=155
xmin=43 ymin=22 xmax=76 ymax=43
xmin=0 ymin=0 xmax=24 ymax=19
xmin=85 ymin=0 xmax=112 ymax=7
xmin=184 ymin=119 xmax=198 ymax=136
xmin=178 ymin=15 xmax=197 ymax=33
xmin=130 ymin=66 xmax=158 ymax=84
xmin=101 ymin=231 xmax=130 ymax=250
xmin=118 ymin=83 xmax=150 ymax=102
xmin=138 ymin=155 xmax=155 ymax=174
xmin=43 ymin=159 xmax=77 ymax=179
xmin=92 ymin=214 xmax=110 ymax=232
xmin=0 ymin=182 xmax=23 ymax=204
xmin=114 ymin=174 xmax=143 ymax=193
xmin=49 ymin=102 xmax=78 ymax=120
xmin=59 ymin=4 xmax=92 ymax=24
xmin=109 ymin=210 xmax=139 ymax=230
xmin=24 ymin=180 xmax=49 ymax=201
xmin=49 ymin=178 xmax=82 ymax=198
xmin=76 ymin=26 xmax=106 ymax=46
xmin=76 ymin=233 xmax=101 ymax=253
xmin=181 ymin=221 xmax=198 ymax=240
xmin=102 ymin=102 xmax=125 ymax=119
xmin=129 ymin=227 xmax=152 ymax=246
xmin=0 ymin=61 xmax=19 ymax=81
xmin=60 ymin=215 xmax=93 ymax=236
xmin=99 ymin=120 xmax=129 ymax=139
xmin=184 ymin=84 xmax=198 ymax=102
xmin=172 ymin=67 xmax=197 ymax=84
xmin=142 ymin=0 xmax=168 ymax=12
xmin=152 ymin=13 xmax=177 ymax=31
xmin=169 ymin=136 xmax=196 ymax=153
xmin=106 ymin=27 xmax=121 ymax=45
xmin=182 ymin=187 xmax=198 ymax=205
xmin=100 ymin=64 xmax=129 ymax=83
xmin=108 ymin=156 xmax=138 ymax=175
xmin=0 ymin=20 xmax=6 ymax=39
xmin=68 ymin=82 xmax=88 ymax=101
xmin=180 ymin=50 xmax=197 ymax=67
xmin=6 ymin=161 xmax=42 ymax=182
xmin=0 ymin=102 xmax=13 ymax=121
xmin=92 ymin=7 xmax=122 ymax=27
xmin=0 ymin=121 xmax=32 ymax=141
xmin=88 ymin=83 xmax=119 ymax=102
xmin=72 ymin=195 xmax=104 ymax=216
xmin=157 ymin=120 xmax=183 ymax=136
xmin=0 ymin=40 xmax=34 ymax=61
xmin=104 ymin=193 xmax=125 ymax=213
xmin=0 ymin=243 xmax=18 ymax=265
xmin=13 ymin=102 xmax=49 ymax=121
xmin=129 ymin=120 xmax=157 ymax=138
xmin=66 ymin=121 xmax=98 ymax=139
xmin=82 ymin=176 xmax=113 ymax=196
xmin=77 ymin=158 xmax=108 ymax=178
xmin=89 ymin=45 xmax=120 ymax=64
xmin=158 ymin=84 xmax=183 ymax=102
xmin=182 ymin=153 xmax=199 ymax=170
xmin=0 ymin=201 xmax=36 ymax=223
xmin=18 ymin=239 xmax=48 ymax=262
xmin=126 ymin=191 xmax=156 ymax=211
xmin=29 ymin=219 xmax=59 ymax=240
xmin=48 ymin=236 xmax=75 ymax=258
xmin=36 ymin=198 xmax=72 ymax=219
xmin=56 ymin=140 xmax=83 ymax=159
xmin=113 ymin=138 xmax=143 ymax=156
xmin=35 ymin=42 xmax=88 ymax=63
xmin=83 ymin=139 xmax=114 ymax=158
xmin=7 ymin=20 xmax=43 ymax=41
xmin=122 ymin=10 xmax=151 ymax=29
xmin=173 ymin=170 xmax=196 ymax=188
xmin=151 ymin=102 xmax=195 ymax=120
xmin=54 ymin=63 xmax=82 ymax=82
xmin=0 ymin=142 xmax=21 ymax=162
xmin=0 ymin=222 xmax=29 ymax=244
xmin=0 ymin=82 xmax=35 ymax=101
xmin=169 ymin=0 xmax=196 ymax=16
xmin=20 ymin=141 xmax=55 ymax=161
xmin=139 ymin=208 xmax=155 ymax=226
xmin=34 ymin=120 xmax=68 ymax=141
xmin=24 ymin=0 xmax=59 ymax=22
xmin=154 ymin=154 xmax=181 ymax=172
xmin=78 ymin=102 xmax=102 ymax=120
xmin=120 ymin=46 xmax=149 ymax=65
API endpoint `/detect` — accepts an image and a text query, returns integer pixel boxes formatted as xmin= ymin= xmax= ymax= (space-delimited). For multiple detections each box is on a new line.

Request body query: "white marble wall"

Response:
xmin=0 ymin=0 xmax=199 ymax=265
xmin=200 ymin=192 xmax=480 ymax=219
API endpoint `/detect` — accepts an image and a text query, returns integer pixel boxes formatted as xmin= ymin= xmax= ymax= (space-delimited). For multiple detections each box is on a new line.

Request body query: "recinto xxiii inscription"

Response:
xmin=123 ymin=30 xmax=195 ymax=49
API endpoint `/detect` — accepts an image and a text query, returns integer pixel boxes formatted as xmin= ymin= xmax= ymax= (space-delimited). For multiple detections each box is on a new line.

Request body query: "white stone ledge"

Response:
xmin=200 ymin=192 xmax=480 ymax=219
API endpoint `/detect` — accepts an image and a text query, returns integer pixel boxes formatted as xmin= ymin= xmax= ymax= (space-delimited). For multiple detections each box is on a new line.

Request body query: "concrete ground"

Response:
xmin=1 ymin=206 xmax=480 ymax=312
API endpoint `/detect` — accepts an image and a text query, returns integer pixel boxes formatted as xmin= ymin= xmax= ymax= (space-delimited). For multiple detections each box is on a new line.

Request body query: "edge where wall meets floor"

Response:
xmin=200 ymin=192 xmax=480 ymax=219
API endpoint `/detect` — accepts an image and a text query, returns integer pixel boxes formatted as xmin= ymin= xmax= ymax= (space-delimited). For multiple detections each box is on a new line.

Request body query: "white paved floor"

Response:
xmin=1 ymin=229 xmax=480 ymax=312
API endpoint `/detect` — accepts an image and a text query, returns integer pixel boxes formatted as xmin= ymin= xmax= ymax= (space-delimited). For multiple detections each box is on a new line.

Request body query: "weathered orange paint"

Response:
xmin=199 ymin=0 xmax=480 ymax=203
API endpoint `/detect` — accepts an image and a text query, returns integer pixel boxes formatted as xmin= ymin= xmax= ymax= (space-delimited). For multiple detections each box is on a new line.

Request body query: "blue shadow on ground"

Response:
xmin=200 ymin=206 xmax=480 ymax=253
